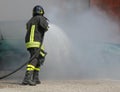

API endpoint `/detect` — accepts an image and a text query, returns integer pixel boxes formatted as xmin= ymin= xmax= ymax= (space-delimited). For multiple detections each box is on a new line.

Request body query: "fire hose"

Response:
xmin=0 ymin=37 xmax=45 ymax=79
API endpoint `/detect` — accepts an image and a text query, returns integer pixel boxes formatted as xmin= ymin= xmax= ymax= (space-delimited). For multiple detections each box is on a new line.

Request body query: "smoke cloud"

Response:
xmin=70 ymin=8 xmax=120 ymax=79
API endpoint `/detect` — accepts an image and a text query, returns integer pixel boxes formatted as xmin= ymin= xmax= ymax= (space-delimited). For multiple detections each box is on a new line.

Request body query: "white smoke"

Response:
xmin=71 ymin=8 xmax=120 ymax=79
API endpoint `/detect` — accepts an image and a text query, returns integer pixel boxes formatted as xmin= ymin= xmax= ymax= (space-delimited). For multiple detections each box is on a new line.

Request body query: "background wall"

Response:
xmin=90 ymin=0 xmax=120 ymax=20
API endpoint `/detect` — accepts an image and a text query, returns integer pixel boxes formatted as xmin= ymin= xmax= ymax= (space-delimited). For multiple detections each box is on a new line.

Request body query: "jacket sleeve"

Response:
xmin=39 ymin=16 xmax=49 ymax=31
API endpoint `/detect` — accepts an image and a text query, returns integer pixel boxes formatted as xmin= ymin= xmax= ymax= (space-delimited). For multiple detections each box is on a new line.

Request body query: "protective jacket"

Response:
xmin=25 ymin=15 xmax=48 ymax=49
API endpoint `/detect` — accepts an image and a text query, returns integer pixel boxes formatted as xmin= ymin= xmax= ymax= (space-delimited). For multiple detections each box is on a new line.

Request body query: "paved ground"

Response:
xmin=0 ymin=80 xmax=120 ymax=92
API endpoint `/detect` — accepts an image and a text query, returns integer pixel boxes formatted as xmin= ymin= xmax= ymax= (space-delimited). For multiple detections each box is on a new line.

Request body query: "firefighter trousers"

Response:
xmin=27 ymin=48 xmax=46 ymax=71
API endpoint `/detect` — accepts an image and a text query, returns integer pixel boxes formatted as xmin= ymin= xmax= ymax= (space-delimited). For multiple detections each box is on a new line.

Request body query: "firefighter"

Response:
xmin=22 ymin=5 xmax=49 ymax=86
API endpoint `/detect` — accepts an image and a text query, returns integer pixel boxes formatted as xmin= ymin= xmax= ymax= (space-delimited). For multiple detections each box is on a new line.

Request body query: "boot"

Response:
xmin=33 ymin=71 xmax=41 ymax=84
xmin=22 ymin=71 xmax=36 ymax=86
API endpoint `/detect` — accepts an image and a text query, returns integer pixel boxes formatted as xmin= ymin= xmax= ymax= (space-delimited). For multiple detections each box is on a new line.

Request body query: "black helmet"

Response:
xmin=33 ymin=5 xmax=44 ymax=16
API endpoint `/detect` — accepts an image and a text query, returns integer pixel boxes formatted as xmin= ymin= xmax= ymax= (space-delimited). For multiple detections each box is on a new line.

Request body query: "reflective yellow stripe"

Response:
xmin=26 ymin=42 xmax=46 ymax=57
xmin=40 ymin=45 xmax=45 ymax=57
xmin=41 ymin=45 xmax=44 ymax=50
xmin=27 ymin=64 xmax=35 ymax=69
xmin=26 ymin=42 xmax=40 ymax=48
xmin=30 ymin=25 xmax=35 ymax=42
xmin=34 ymin=68 xmax=40 ymax=71
xmin=27 ymin=68 xmax=34 ymax=71
xmin=40 ymin=52 xmax=45 ymax=57
xmin=27 ymin=64 xmax=35 ymax=71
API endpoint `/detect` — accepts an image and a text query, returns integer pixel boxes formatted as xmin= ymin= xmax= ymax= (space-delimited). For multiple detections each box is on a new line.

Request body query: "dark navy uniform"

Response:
xmin=22 ymin=5 xmax=49 ymax=86
xmin=25 ymin=15 xmax=48 ymax=71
